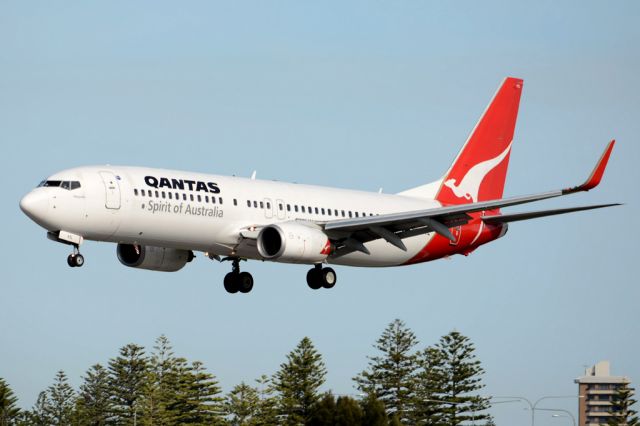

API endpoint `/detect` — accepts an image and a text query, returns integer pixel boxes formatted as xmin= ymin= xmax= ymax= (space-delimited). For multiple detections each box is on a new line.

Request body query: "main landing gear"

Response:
xmin=223 ymin=258 xmax=254 ymax=294
xmin=306 ymin=264 xmax=337 ymax=290
xmin=66 ymin=245 xmax=84 ymax=268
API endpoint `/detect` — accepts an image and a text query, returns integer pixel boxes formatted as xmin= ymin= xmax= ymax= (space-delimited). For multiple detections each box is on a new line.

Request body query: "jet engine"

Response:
xmin=117 ymin=244 xmax=194 ymax=272
xmin=257 ymin=222 xmax=331 ymax=264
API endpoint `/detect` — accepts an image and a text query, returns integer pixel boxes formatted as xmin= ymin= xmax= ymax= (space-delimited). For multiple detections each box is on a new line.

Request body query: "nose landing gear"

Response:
xmin=306 ymin=264 xmax=337 ymax=290
xmin=67 ymin=245 xmax=84 ymax=268
xmin=223 ymin=258 xmax=254 ymax=294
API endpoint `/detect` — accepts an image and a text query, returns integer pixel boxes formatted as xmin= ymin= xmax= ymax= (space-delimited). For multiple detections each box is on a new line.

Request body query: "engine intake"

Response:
xmin=117 ymin=244 xmax=193 ymax=272
xmin=257 ymin=222 xmax=331 ymax=264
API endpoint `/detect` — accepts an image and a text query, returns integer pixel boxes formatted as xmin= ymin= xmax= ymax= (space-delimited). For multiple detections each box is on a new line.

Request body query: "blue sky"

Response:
xmin=1 ymin=1 xmax=638 ymax=424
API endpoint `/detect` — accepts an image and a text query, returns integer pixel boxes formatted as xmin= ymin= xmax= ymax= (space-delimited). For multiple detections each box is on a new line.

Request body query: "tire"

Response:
xmin=306 ymin=268 xmax=322 ymax=290
xmin=67 ymin=254 xmax=76 ymax=267
xmin=237 ymin=272 xmax=254 ymax=294
xmin=224 ymin=273 xmax=239 ymax=294
xmin=321 ymin=267 xmax=336 ymax=289
xmin=74 ymin=254 xmax=85 ymax=267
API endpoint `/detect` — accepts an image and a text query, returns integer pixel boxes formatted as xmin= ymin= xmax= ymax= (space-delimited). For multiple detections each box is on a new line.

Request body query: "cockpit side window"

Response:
xmin=39 ymin=180 xmax=61 ymax=187
xmin=38 ymin=180 xmax=81 ymax=190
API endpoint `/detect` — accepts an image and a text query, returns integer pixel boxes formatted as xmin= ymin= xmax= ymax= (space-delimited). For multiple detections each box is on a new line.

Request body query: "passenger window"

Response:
xmin=205 ymin=195 xmax=209 ymax=202
xmin=315 ymin=207 xmax=319 ymax=214
xmin=260 ymin=201 xmax=264 ymax=209
xmin=301 ymin=206 xmax=306 ymax=213
xmin=287 ymin=204 xmax=291 ymax=212
xmin=355 ymin=212 xmax=359 ymax=217
xmin=341 ymin=210 xmax=345 ymax=217
xmin=279 ymin=204 xmax=283 ymax=211
xmin=253 ymin=201 xmax=258 ymax=208
xmin=266 ymin=202 xmax=271 ymax=209
xmin=134 ymin=189 xmax=139 ymax=196
xmin=141 ymin=189 xmax=146 ymax=196
xmin=175 ymin=192 xmax=179 ymax=200
xmin=212 ymin=197 xmax=216 ymax=204
xmin=155 ymin=190 xmax=159 ymax=198
xmin=168 ymin=192 xmax=172 ymax=200
xmin=321 ymin=208 xmax=325 ymax=215
xmin=247 ymin=200 xmax=251 ymax=207
xmin=327 ymin=209 xmax=331 ymax=216
xmin=233 ymin=199 xmax=237 ymax=206
xmin=294 ymin=205 xmax=298 ymax=212
xmin=197 ymin=195 xmax=202 ymax=202
xmin=219 ymin=197 xmax=223 ymax=205
xmin=148 ymin=191 xmax=153 ymax=198
xmin=348 ymin=211 xmax=352 ymax=218
xmin=162 ymin=191 xmax=166 ymax=199
xmin=334 ymin=209 xmax=338 ymax=216
xmin=190 ymin=194 xmax=194 ymax=201
xmin=183 ymin=194 xmax=187 ymax=201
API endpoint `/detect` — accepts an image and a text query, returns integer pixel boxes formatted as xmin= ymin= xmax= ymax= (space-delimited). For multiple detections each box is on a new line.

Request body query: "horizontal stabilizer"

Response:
xmin=482 ymin=203 xmax=621 ymax=224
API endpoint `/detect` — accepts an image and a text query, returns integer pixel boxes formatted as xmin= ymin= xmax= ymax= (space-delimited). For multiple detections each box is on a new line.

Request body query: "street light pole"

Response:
xmin=544 ymin=409 xmax=577 ymax=426
xmin=532 ymin=395 xmax=582 ymax=426
xmin=493 ymin=395 xmax=582 ymax=426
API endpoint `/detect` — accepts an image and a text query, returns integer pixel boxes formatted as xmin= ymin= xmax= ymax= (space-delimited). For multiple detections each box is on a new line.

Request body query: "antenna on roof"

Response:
xmin=250 ymin=170 xmax=257 ymax=180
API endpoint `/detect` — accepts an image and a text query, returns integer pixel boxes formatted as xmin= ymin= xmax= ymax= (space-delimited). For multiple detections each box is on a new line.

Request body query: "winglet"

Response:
xmin=563 ymin=140 xmax=615 ymax=194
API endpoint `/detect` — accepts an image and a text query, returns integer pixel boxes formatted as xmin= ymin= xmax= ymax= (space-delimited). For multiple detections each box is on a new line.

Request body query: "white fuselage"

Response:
xmin=23 ymin=166 xmax=442 ymax=267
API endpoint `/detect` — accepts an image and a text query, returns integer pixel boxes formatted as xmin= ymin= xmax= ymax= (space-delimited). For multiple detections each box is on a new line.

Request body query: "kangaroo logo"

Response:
xmin=443 ymin=143 xmax=512 ymax=202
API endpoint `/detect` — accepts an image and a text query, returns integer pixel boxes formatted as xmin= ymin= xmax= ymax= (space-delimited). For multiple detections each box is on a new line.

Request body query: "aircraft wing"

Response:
xmin=323 ymin=140 xmax=616 ymax=256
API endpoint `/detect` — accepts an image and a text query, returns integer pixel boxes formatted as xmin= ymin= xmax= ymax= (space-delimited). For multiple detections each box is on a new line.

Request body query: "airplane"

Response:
xmin=19 ymin=77 xmax=619 ymax=294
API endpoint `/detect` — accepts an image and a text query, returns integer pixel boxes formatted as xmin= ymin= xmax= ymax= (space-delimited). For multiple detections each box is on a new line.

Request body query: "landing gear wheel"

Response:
xmin=306 ymin=268 xmax=322 ymax=290
xmin=224 ymin=273 xmax=239 ymax=294
xmin=237 ymin=272 xmax=254 ymax=293
xmin=223 ymin=258 xmax=254 ymax=294
xmin=74 ymin=254 xmax=85 ymax=267
xmin=67 ymin=253 xmax=84 ymax=268
xmin=321 ymin=267 xmax=336 ymax=288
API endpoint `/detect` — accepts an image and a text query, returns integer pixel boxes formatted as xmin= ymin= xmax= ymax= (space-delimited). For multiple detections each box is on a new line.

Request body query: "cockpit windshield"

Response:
xmin=38 ymin=180 xmax=81 ymax=190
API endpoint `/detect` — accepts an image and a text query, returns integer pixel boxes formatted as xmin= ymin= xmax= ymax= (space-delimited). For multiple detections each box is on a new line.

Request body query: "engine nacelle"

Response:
xmin=257 ymin=222 xmax=331 ymax=264
xmin=117 ymin=244 xmax=194 ymax=272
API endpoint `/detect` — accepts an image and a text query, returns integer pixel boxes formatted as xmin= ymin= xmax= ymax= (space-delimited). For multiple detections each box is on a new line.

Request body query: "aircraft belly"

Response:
xmin=329 ymin=234 xmax=433 ymax=267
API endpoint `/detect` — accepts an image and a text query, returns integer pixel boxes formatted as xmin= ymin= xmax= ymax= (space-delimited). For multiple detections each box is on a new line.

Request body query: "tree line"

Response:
xmin=2 ymin=319 xmax=506 ymax=425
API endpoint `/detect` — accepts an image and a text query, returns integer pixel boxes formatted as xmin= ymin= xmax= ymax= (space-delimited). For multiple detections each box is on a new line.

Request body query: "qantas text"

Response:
xmin=144 ymin=176 xmax=220 ymax=193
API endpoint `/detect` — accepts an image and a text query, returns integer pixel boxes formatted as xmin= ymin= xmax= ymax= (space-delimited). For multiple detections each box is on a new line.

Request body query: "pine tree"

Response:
xmin=108 ymin=343 xmax=149 ymax=424
xmin=143 ymin=335 xmax=184 ymax=425
xmin=309 ymin=393 xmax=336 ymax=426
xmin=429 ymin=331 xmax=491 ymax=426
xmin=0 ymin=378 xmax=21 ymax=426
xmin=44 ymin=370 xmax=76 ymax=426
xmin=225 ymin=382 xmax=261 ymax=425
xmin=607 ymin=384 xmax=639 ymax=426
xmin=360 ymin=394 xmax=388 ymax=426
xmin=252 ymin=375 xmax=278 ymax=426
xmin=335 ymin=396 xmax=364 ymax=426
xmin=273 ymin=336 xmax=327 ymax=425
xmin=413 ymin=347 xmax=447 ymax=425
xmin=354 ymin=319 xmax=420 ymax=424
xmin=184 ymin=360 xmax=224 ymax=424
xmin=27 ymin=391 xmax=52 ymax=426
xmin=76 ymin=364 xmax=111 ymax=425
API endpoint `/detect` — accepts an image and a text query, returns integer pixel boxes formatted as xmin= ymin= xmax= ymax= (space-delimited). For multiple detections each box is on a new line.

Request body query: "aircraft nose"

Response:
xmin=20 ymin=191 xmax=49 ymax=222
